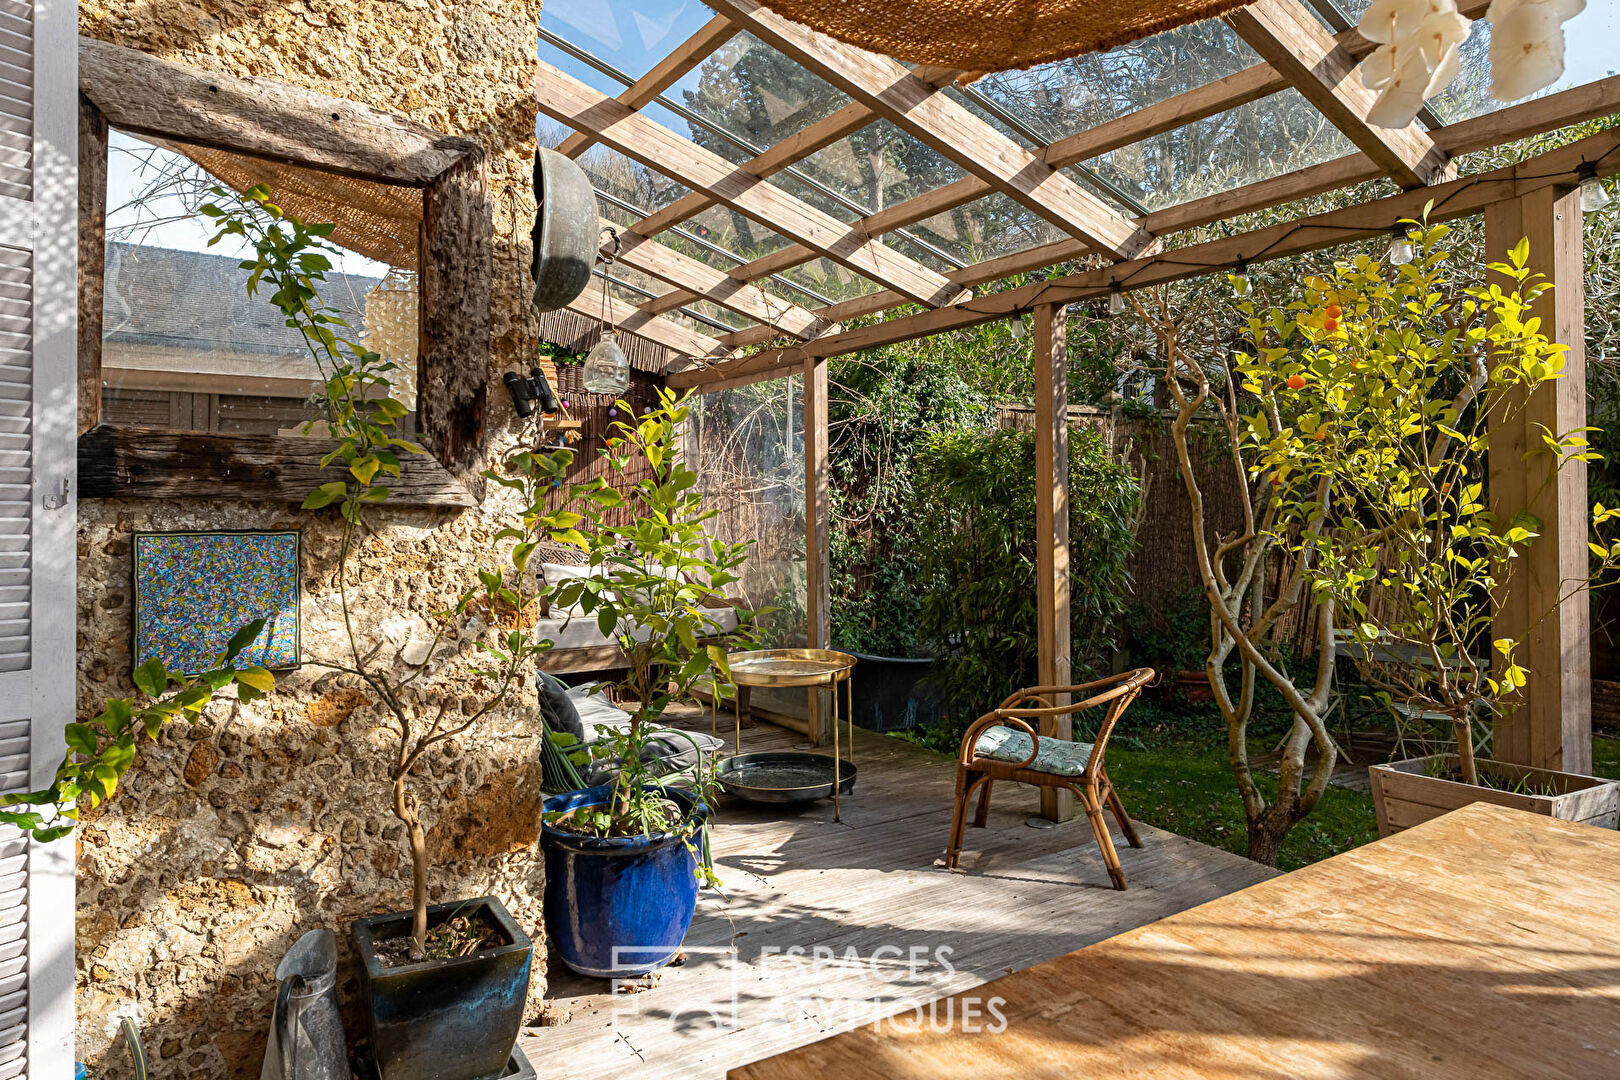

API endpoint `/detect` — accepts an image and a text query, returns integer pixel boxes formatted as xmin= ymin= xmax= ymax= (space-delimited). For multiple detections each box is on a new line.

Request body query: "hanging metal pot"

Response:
xmin=530 ymin=147 xmax=598 ymax=313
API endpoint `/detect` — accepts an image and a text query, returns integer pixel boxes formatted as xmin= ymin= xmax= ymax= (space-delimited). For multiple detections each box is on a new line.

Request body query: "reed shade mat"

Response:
xmin=729 ymin=802 xmax=1620 ymax=1080
xmin=164 ymin=136 xmax=424 ymax=269
xmin=748 ymin=0 xmax=1256 ymax=71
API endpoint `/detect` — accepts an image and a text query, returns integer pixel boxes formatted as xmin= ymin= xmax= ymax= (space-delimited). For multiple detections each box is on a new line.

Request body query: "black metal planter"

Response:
xmin=350 ymin=895 xmax=532 ymax=1080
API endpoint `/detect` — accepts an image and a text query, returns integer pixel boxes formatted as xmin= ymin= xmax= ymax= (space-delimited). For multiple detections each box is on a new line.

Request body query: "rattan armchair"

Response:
xmin=945 ymin=668 xmax=1155 ymax=890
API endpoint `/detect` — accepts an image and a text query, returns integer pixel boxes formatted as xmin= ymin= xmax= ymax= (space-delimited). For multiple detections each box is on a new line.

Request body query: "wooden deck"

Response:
xmin=520 ymin=709 xmax=1275 ymax=1080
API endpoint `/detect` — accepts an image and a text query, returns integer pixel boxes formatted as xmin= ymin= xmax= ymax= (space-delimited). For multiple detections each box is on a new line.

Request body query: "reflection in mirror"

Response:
xmin=100 ymin=130 xmax=421 ymax=436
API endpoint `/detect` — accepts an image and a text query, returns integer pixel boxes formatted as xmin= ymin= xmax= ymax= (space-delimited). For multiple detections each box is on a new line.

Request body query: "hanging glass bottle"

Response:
xmin=582 ymin=329 xmax=630 ymax=394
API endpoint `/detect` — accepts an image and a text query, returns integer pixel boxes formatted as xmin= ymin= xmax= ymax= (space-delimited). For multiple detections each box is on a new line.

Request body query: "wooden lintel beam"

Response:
xmin=673 ymin=124 xmax=1620 ymax=389
xmin=704 ymin=0 xmax=1155 ymax=260
xmin=1225 ymin=0 xmax=1451 ymax=188
xmin=534 ymin=60 xmax=963 ymax=308
xmin=556 ymin=16 xmax=738 ymax=160
xmin=606 ymin=219 xmax=825 ymax=339
xmin=79 ymin=37 xmax=479 ymax=186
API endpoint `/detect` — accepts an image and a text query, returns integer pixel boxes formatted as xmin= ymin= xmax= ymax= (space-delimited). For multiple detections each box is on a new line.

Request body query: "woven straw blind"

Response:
xmin=162 ymin=137 xmax=424 ymax=269
xmin=751 ymin=0 xmax=1254 ymax=71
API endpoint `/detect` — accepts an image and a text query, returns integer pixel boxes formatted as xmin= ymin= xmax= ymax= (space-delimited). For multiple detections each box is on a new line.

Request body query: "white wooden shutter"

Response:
xmin=0 ymin=0 xmax=76 ymax=1075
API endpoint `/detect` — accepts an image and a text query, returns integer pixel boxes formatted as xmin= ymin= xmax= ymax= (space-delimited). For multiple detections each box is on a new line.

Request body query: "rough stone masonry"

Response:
xmin=74 ymin=1 xmax=551 ymax=1075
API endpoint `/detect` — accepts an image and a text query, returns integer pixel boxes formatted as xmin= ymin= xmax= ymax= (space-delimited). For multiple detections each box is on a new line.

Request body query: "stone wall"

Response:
xmin=74 ymin=2 xmax=553 ymax=1076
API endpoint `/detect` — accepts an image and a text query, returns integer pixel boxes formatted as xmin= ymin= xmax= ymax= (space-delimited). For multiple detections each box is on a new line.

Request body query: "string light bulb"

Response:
xmin=1230 ymin=260 xmax=1251 ymax=298
xmin=1008 ymin=315 xmax=1025 ymax=339
xmin=1108 ymin=282 xmax=1126 ymax=316
xmin=1387 ymin=224 xmax=1415 ymax=266
xmin=1578 ymin=161 xmax=1612 ymax=213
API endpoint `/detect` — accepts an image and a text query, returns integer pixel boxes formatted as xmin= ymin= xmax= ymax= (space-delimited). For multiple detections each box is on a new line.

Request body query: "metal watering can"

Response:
xmin=261 ymin=929 xmax=348 ymax=1080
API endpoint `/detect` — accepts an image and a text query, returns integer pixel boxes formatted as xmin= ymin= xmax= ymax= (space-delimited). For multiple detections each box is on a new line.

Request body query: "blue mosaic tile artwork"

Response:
xmin=132 ymin=531 xmax=301 ymax=674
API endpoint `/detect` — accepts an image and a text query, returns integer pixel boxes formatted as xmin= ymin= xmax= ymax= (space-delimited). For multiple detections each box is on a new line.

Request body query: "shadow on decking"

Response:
xmin=521 ymin=707 xmax=1275 ymax=1080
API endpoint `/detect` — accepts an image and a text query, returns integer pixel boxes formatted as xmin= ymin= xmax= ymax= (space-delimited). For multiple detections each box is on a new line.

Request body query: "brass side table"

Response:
xmin=724 ymin=648 xmax=858 ymax=819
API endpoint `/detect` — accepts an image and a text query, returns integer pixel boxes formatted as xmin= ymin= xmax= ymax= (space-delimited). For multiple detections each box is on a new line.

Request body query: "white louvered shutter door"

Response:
xmin=0 ymin=0 xmax=76 ymax=1076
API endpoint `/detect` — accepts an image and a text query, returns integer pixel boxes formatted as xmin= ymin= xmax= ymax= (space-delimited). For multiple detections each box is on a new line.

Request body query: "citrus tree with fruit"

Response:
xmin=1132 ymin=217 xmax=1618 ymax=863
xmin=1235 ymin=218 xmax=1620 ymax=787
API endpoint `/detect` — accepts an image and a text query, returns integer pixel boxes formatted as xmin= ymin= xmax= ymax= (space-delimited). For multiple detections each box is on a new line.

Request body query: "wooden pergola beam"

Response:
xmin=1034 ymin=302 xmax=1073 ymax=823
xmin=632 ymin=101 xmax=877 ymax=244
xmin=555 ymin=15 xmax=738 ymax=160
xmin=713 ymin=74 xmax=1620 ymax=350
xmin=1225 ymin=0 xmax=1451 ymax=188
xmin=646 ymin=2 xmax=1500 ymax=330
xmin=534 ymin=60 xmax=965 ymax=309
xmin=705 ymin=0 xmax=1157 ymax=260
xmin=671 ymin=124 xmax=1620 ymax=387
xmin=606 ymin=219 xmax=826 ymax=340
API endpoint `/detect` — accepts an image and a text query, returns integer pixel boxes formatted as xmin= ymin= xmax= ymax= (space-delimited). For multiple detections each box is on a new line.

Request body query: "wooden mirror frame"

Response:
xmin=76 ymin=38 xmax=491 ymax=507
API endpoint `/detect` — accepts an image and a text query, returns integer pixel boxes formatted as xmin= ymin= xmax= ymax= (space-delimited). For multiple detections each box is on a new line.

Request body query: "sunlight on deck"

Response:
xmin=521 ymin=708 xmax=1274 ymax=1079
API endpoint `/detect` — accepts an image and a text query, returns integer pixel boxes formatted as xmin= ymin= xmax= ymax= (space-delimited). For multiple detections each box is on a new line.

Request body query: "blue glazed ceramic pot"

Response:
xmin=540 ymin=784 xmax=707 ymax=978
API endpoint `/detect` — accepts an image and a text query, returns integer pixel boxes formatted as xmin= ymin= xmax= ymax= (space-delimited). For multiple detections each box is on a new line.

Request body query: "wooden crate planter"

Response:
xmin=1369 ymin=754 xmax=1620 ymax=838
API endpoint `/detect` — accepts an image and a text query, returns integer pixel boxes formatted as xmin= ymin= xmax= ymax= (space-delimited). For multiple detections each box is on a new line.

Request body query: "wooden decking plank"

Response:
xmin=523 ymin=707 xmax=1272 ymax=1079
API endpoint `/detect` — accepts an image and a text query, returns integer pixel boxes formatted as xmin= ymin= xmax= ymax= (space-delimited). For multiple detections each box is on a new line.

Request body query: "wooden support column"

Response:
xmin=419 ymin=152 xmax=492 ymax=477
xmin=78 ymin=96 xmax=107 ymax=435
xmin=804 ymin=356 xmax=831 ymax=746
xmin=1486 ymin=185 xmax=1591 ymax=774
xmin=1034 ymin=304 xmax=1073 ymax=822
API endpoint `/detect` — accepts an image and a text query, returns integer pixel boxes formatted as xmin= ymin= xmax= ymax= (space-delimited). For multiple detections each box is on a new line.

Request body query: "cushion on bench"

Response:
xmin=972 ymin=726 xmax=1094 ymax=777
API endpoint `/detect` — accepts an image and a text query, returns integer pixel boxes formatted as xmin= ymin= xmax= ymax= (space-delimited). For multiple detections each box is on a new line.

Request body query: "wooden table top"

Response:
xmin=728 ymin=802 xmax=1620 ymax=1080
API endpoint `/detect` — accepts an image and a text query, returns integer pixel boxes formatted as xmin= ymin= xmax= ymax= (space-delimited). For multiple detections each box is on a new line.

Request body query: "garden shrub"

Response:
xmin=913 ymin=424 xmax=1139 ymax=723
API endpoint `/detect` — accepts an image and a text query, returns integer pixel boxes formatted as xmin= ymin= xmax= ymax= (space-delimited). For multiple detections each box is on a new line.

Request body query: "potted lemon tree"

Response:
xmin=1234 ymin=219 xmax=1620 ymax=837
xmin=538 ymin=388 xmax=755 ymax=979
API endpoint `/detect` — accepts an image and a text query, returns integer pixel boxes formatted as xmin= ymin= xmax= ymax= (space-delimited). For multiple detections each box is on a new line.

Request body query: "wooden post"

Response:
xmin=1034 ymin=304 xmax=1073 ymax=822
xmin=419 ymin=152 xmax=492 ymax=478
xmin=804 ymin=355 xmax=831 ymax=746
xmin=1485 ymin=185 xmax=1591 ymax=774
xmin=78 ymin=96 xmax=107 ymax=435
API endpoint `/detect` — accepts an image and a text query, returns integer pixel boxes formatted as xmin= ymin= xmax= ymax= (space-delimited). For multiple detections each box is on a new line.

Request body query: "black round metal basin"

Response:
xmin=715 ymin=751 xmax=857 ymax=804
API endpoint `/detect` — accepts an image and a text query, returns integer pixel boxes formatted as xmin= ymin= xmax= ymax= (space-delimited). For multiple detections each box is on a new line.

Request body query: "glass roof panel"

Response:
xmin=795 ymin=120 xmax=965 ymax=217
xmin=670 ymin=32 xmax=856 ymax=154
xmin=1087 ymin=88 xmax=1357 ymax=213
xmin=540 ymin=0 xmax=717 ymax=81
xmin=909 ymin=192 xmax=1065 ymax=267
xmin=970 ymin=21 xmax=1263 ymax=145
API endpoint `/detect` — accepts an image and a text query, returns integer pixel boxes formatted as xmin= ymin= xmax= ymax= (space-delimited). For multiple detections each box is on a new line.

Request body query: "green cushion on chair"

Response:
xmin=972 ymin=726 xmax=1094 ymax=776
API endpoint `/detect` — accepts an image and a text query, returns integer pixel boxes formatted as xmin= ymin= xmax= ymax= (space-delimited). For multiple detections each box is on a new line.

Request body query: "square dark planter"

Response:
xmin=351 ymin=895 xmax=532 ymax=1080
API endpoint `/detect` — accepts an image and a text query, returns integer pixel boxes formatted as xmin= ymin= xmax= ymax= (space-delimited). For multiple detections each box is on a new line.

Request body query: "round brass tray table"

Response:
xmin=721 ymin=649 xmax=858 ymax=820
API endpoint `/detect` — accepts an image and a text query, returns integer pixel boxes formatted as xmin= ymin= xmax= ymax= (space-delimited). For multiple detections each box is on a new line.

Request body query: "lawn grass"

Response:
xmin=1106 ymin=737 xmax=1379 ymax=872
xmin=1592 ymin=735 xmax=1620 ymax=780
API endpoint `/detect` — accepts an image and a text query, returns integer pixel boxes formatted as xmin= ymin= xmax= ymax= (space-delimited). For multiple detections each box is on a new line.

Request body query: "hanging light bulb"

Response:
xmin=1578 ymin=161 xmax=1612 ymax=213
xmin=1108 ymin=283 xmax=1126 ymax=316
xmin=1008 ymin=315 xmax=1025 ymax=339
xmin=1231 ymin=260 xmax=1251 ymax=298
xmin=582 ymin=329 xmax=630 ymax=395
xmin=1387 ymin=224 xmax=1416 ymax=266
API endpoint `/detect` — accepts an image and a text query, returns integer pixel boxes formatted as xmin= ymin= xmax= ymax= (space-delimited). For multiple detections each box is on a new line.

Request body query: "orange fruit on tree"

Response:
xmin=1286 ymin=374 xmax=1307 ymax=389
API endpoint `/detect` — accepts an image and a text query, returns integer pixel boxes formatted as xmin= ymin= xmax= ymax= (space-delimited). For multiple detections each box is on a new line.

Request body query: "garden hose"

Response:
xmin=121 ymin=1016 xmax=149 ymax=1080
